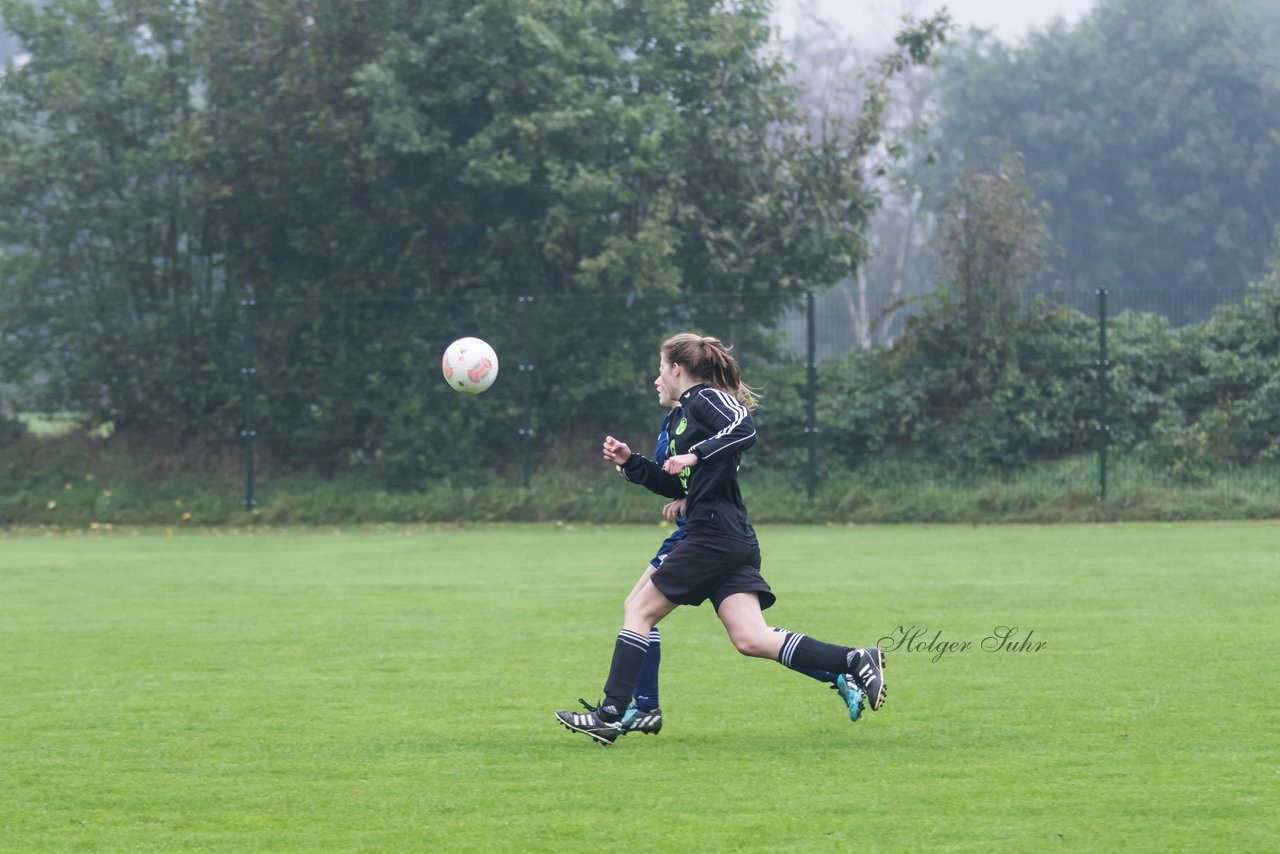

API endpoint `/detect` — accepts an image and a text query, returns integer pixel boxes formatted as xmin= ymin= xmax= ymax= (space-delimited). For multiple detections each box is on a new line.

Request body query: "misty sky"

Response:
xmin=775 ymin=0 xmax=1098 ymax=46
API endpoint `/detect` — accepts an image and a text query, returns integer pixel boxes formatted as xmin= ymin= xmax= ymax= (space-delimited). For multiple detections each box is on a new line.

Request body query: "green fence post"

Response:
xmin=240 ymin=290 xmax=257 ymax=509
xmin=518 ymin=295 xmax=534 ymax=489
xmin=1096 ymin=288 xmax=1109 ymax=501
xmin=806 ymin=290 xmax=817 ymax=500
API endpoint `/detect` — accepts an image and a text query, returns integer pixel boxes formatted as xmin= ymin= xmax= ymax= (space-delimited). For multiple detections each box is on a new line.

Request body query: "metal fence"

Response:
xmin=235 ymin=284 xmax=1279 ymax=510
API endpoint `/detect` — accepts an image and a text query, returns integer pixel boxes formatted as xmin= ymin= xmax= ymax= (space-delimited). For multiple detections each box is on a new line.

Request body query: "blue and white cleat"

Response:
xmin=835 ymin=674 xmax=867 ymax=722
xmin=620 ymin=702 xmax=663 ymax=735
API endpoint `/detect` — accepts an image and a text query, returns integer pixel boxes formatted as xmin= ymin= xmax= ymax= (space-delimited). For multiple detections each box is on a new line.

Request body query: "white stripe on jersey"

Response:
xmin=691 ymin=387 xmax=754 ymax=460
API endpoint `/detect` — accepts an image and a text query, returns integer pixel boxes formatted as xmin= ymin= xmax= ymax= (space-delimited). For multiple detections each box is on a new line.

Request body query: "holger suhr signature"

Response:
xmin=878 ymin=625 xmax=1047 ymax=663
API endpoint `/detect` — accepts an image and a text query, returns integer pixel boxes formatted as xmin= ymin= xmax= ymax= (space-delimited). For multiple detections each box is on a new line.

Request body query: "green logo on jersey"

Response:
xmin=675 ymin=417 xmax=687 ymax=435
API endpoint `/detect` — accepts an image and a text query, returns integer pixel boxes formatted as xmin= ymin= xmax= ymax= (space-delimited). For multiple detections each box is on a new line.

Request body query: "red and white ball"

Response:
xmin=441 ymin=337 xmax=499 ymax=394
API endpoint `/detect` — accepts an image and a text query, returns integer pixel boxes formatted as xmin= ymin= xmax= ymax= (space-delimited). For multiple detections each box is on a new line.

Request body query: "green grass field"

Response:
xmin=1 ymin=523 xmax=1276 ymax=852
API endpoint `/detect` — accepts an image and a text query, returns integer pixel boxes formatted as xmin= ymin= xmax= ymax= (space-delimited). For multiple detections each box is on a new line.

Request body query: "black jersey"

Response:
xmin=620 ymin=383 xmax=756 ymax=540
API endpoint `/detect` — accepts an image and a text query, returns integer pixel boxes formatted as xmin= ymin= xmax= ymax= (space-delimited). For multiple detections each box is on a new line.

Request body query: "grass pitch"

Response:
xmin=1 ymin=523 xmax=1276 ymax=852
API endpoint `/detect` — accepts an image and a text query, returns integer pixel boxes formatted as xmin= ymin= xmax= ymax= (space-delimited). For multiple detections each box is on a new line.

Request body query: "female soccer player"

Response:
xmin=605 ymin=374 xmax=856 ymax=738
xmin=610 ymin=375 xmax=687 ymax=737
xmin=556 ymin=333 xmax=886 ymax=745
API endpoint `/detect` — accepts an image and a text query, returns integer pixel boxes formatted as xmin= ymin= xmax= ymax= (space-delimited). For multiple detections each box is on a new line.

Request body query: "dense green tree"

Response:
xmin=929 ymin=0 xmax=1280 ymax=321
xmin=194 ymin=0 xmax=951 ymax=478
xmin=186 ymin=0 xmax=842 ymax=475
xmin=0 ymin=0 xmax=234 ymax=440
xmin=1 ymin=0 xmax=948 ymax=482
xmin=0 ymin=0 xmax=44 ymax=65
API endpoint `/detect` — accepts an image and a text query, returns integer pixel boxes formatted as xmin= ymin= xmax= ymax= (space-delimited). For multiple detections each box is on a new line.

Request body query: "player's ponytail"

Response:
xmin=662 ymin=333 xmax=759 ymax=410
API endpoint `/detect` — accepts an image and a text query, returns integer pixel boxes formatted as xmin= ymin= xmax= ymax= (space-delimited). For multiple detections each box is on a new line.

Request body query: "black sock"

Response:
xmin=600 ymin=630 xmax=650 ymax=722
xmin=772 ymin=627 xmax=839 ymax=684
xmin=777 ymin=632 xmax=852 ymax=675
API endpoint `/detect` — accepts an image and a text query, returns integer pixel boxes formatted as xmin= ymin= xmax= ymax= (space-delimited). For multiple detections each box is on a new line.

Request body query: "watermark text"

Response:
xmin=878 ymin=625 xmax=1046 ymax=662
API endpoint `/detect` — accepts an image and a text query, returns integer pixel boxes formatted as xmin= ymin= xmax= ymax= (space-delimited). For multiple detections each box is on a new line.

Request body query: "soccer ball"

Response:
xmin=442 ymin=337 xmax=499 ymax=394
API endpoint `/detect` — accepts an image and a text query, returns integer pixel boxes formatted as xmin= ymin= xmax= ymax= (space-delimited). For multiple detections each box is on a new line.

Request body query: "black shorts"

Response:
xmin=650 ymin=531 xmax=776 ymax=612
xmin=648 ymin=526 xmax=686 ymax=570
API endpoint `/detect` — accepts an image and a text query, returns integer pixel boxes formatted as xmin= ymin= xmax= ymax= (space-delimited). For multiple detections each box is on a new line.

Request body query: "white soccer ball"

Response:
xmin=441 ymin=337 xmax=499 ymax=394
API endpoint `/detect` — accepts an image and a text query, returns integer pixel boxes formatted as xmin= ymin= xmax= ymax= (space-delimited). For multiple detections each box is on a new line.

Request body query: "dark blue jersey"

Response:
xmin=655 ymin=410 xmax=674 ymax=465
xmin=654 ymin=409 xmax=687 ymax=544
xmin=621 ymin=384 xmax=756 ymax=540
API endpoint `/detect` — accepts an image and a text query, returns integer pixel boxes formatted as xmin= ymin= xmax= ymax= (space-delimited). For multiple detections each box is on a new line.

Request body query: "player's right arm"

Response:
xmin=604 ymin=434 xmax=684 ymax=497
xmin=602 ymin=435 xmax=632 ymax=466
xmin=620 ymin=453 xmax=685 ymax=499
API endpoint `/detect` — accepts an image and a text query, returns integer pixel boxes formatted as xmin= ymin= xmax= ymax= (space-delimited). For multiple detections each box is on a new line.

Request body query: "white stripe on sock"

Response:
xmin=619 ymin=629 xmax=650 ymax=653
xmin=779 ymin=631 xmax=804 ymax=667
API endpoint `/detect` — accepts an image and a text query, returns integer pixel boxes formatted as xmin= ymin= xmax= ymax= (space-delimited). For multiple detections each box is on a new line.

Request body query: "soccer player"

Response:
xmin=555 ymin=333 xmax=886 ymax=745
xmin=605 ymin=374 xmax=859 ymax=739
xmin=608 ymin=375 xmax=686 ymax=737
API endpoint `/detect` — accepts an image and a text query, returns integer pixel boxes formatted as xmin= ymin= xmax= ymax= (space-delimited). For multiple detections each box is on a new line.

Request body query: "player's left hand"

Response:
xmin=662 ymin=498 xmax=686 ymax=522
xmin=663 ymin=452 xmax=697 ymax=475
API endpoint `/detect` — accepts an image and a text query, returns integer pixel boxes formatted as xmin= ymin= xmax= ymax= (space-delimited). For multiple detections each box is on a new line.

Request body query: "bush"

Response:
xmin=0 ymin=413 xmax=22 ymax=449
xmin=1137 ymin=277 xmax=1280 ymax=470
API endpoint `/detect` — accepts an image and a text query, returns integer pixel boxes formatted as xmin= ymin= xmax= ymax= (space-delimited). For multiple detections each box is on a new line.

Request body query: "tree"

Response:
xmin=929 ymin=0 xmax=1280 ymax=321
xmin=0 ymin=0 xmax=234 ymax=440
xmin=783 ymin=1 xmax=952 ymax=351
xmin=193 ymin=0 xmax=948 ymax=478
xmin=807 ymin=159 xmax=1093 ymax=474
xmin=1 ymin=0 xmax=948 ymax=483
xmin=937 ymin=158 xmax=1053 ymax=362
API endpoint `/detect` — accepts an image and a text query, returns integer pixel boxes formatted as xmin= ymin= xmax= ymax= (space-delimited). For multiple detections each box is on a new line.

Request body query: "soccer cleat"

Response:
xmin=620 ymin=703 xmax=663 ymax=735
xmin=835 ymin=674 xmax=866 ymax=722
xmin=846 ymin=647 xmax=887 ymax=712
xmin=555 ymin=700 xmax=622 ymax=746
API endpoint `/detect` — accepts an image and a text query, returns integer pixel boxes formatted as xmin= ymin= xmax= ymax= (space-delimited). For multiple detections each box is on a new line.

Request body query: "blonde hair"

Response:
xmin=662 ymin=333 xmax=758 ymax=410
